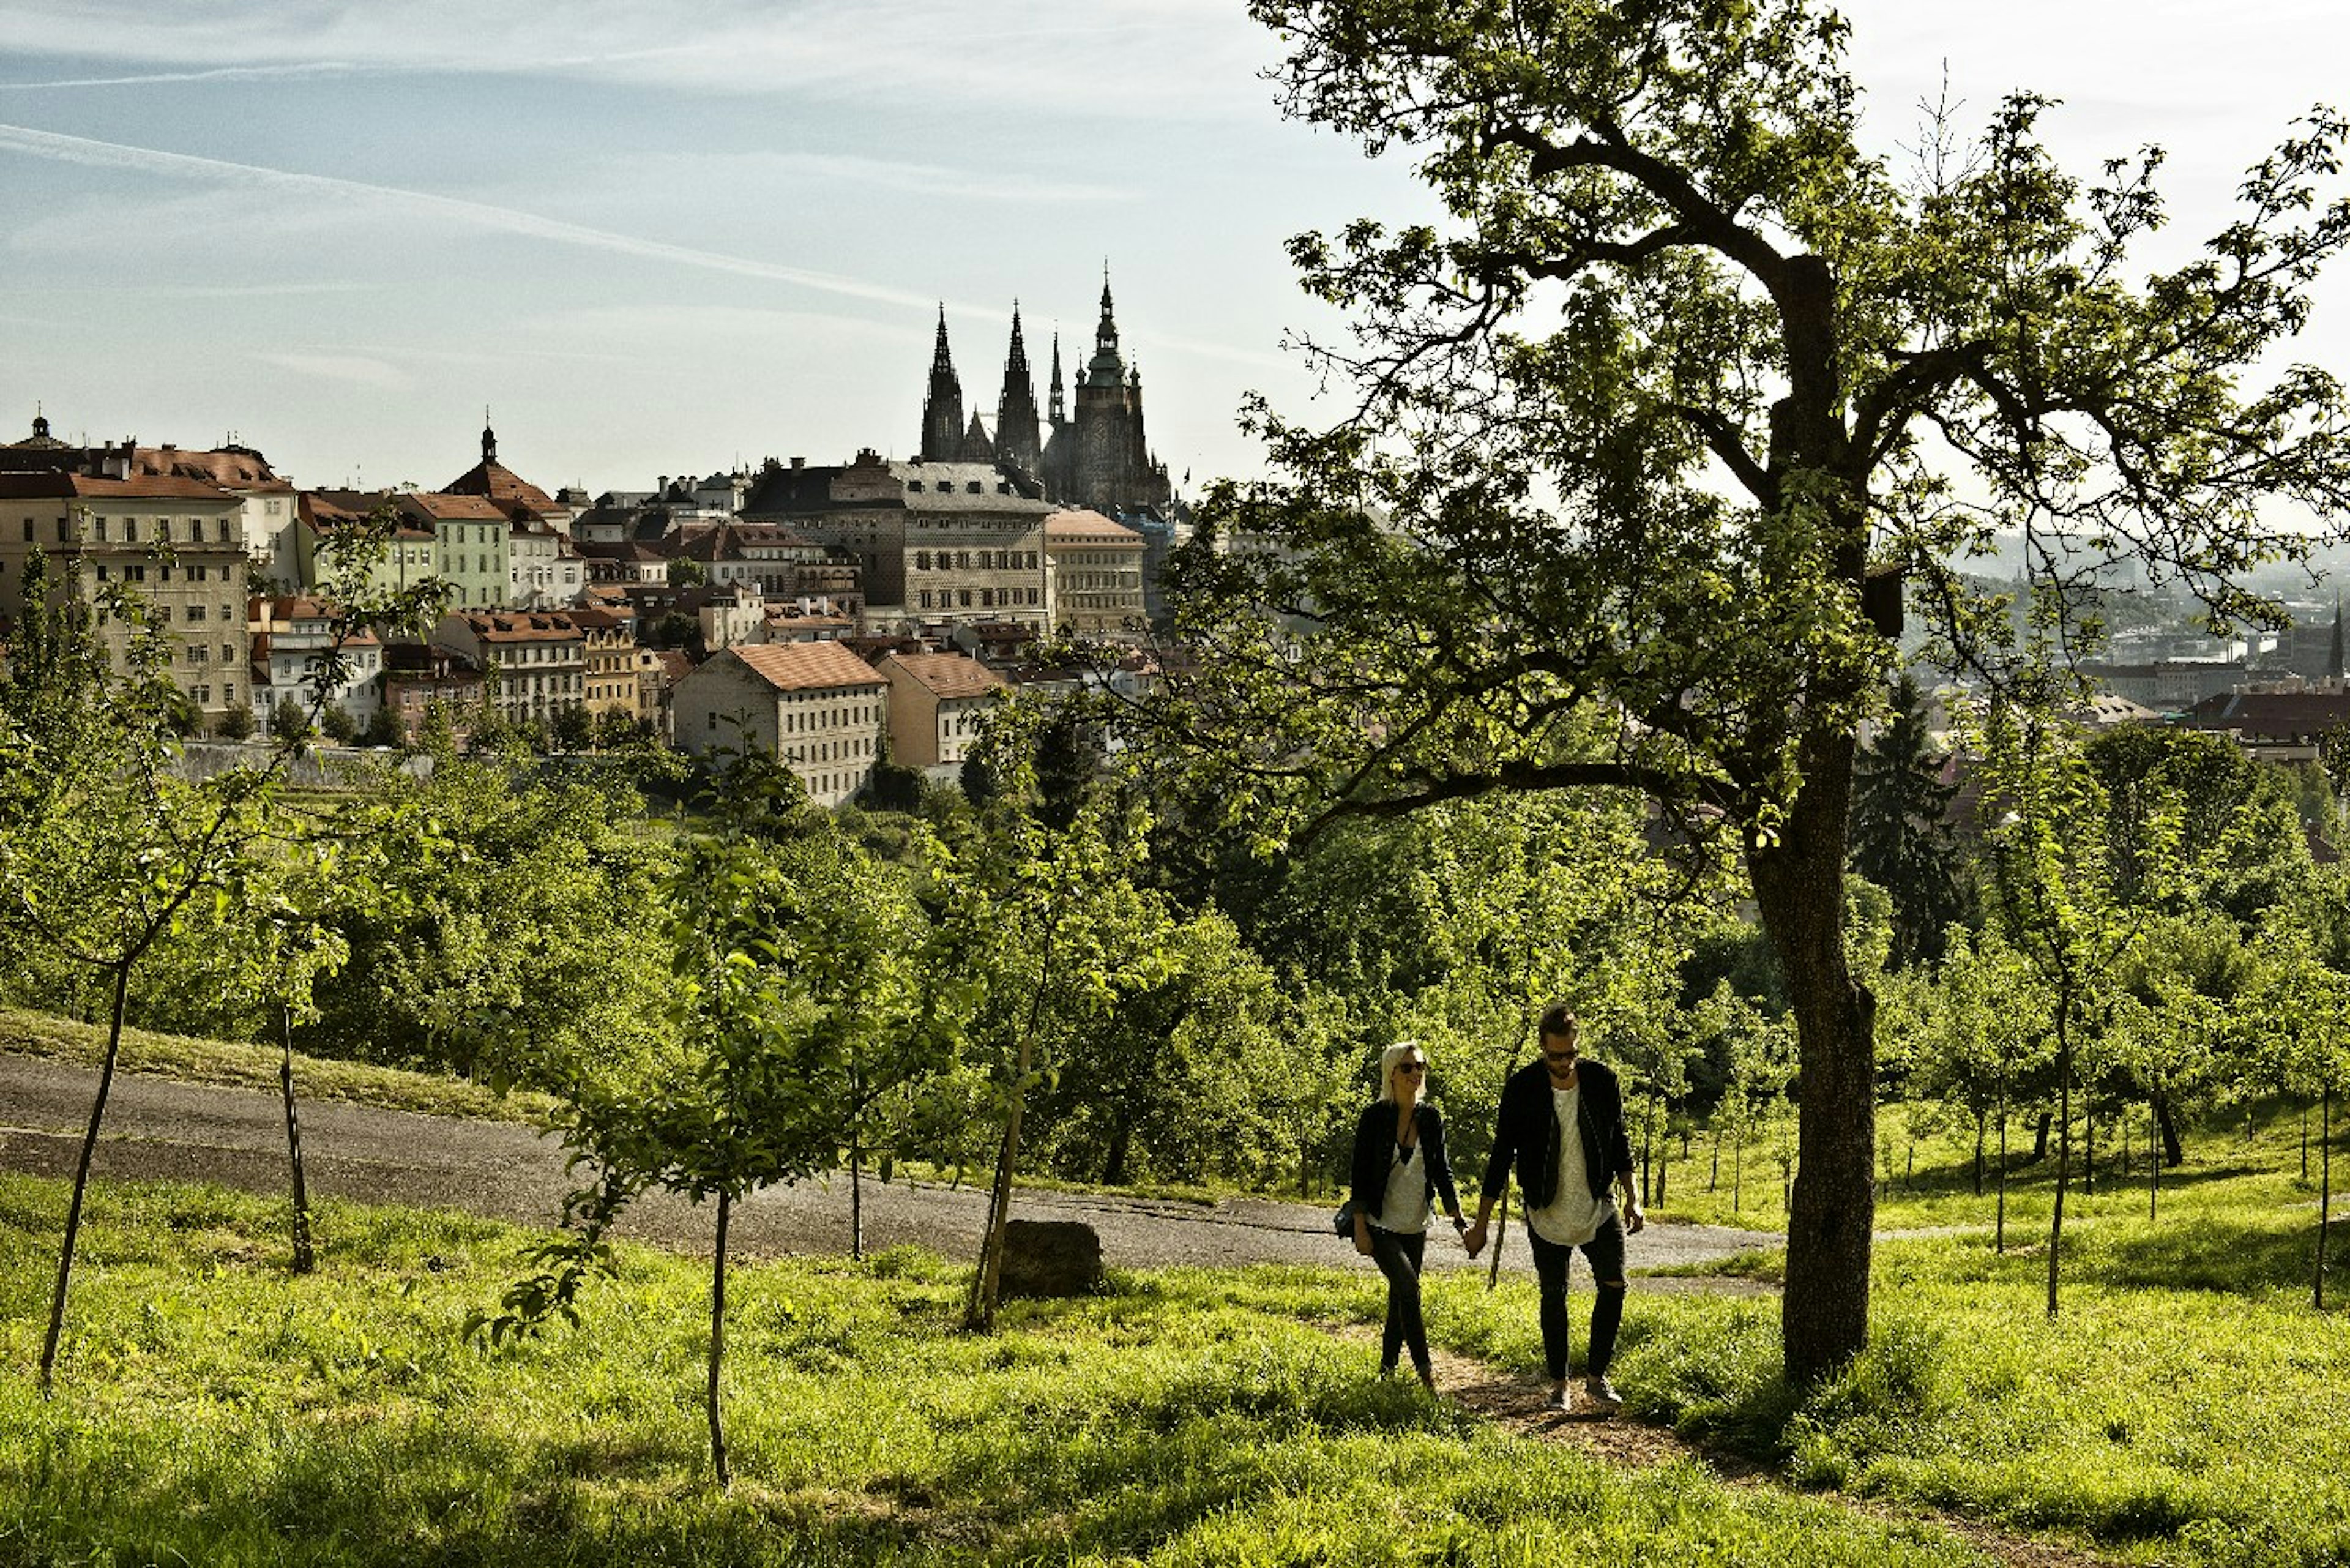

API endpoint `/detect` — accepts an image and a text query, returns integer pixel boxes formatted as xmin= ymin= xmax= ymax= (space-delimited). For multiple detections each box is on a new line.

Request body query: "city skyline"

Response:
xmin=5 ymin=1 xmax=2346 ymax=503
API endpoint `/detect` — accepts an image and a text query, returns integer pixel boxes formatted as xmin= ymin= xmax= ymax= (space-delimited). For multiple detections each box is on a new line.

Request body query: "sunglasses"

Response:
xmin=1395 ymin=1061 xmax=1427 ymax=1075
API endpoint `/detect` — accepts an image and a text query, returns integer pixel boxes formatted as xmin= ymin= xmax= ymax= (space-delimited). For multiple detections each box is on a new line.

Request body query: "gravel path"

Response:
xmin=0 ymin=1055 xmax=1781 ymax=1277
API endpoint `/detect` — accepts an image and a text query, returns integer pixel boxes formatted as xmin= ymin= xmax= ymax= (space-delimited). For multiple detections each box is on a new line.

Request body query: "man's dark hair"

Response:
xmin=1537 ymin=1003 xmax=1579 ymax=1042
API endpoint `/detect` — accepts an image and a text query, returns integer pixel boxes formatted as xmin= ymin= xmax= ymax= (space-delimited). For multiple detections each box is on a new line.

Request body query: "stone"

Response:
xmin=999 ymin=1218 xmax=1105 ymax=1299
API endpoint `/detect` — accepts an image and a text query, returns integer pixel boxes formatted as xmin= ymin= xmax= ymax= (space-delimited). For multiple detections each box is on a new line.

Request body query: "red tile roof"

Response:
xmin=0 ymin=472 xmax=233 ymax=501
xmin=727 ymin=641 xmax=889 ymax=693
xmin=442 ymin=459 xmax=560 ymax=517
xmin=882 ymin=651 xmax=1007 ymax=701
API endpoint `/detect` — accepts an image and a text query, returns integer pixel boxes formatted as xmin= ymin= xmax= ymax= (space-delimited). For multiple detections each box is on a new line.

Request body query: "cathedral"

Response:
xmin=917 ymin=274 xmax=1173 ymax=516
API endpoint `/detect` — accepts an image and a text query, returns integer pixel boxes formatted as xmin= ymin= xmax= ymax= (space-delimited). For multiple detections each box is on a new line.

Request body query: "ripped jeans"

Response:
xmin=1525 ymin=1215 xmax=1626 ymax=1381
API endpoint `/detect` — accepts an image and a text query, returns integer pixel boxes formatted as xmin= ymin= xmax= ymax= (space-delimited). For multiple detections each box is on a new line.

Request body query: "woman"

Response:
xmin=1350 ymin=1040 xmax=1467 ymax=1391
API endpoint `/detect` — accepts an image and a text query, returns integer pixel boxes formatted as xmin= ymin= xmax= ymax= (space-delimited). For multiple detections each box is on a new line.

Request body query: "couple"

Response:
xmin=1348 ymin=1004 xmax=1645 ymax=1414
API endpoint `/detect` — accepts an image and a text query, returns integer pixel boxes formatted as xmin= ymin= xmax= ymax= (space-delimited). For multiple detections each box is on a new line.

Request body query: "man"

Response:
xmin=1463 ymin=1003 xmax=1645 ymax=1413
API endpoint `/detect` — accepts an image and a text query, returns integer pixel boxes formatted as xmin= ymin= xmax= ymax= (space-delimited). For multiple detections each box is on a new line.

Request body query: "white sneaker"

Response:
xmin=1583 ymin=1375 xmax=1622 ymax=1415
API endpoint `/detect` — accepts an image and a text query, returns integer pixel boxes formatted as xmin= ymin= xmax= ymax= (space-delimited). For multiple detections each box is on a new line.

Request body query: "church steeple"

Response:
xmin=995 ymin=302 xmax=1042 ymax=473
xmin=1086 ymin=263 xmax=1125 ymax=387
xmin=481 ymin=406 xmax=498 ymax=465
xmin=1048 ymin=332 xmax=1066 ymax=426
xmin=919 ymin=304 xmax=969 ymax=462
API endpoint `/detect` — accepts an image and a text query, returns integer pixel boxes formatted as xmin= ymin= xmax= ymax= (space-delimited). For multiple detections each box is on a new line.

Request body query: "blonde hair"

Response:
xmin=1378 ymin=1040 xmax=1428 ymax=1105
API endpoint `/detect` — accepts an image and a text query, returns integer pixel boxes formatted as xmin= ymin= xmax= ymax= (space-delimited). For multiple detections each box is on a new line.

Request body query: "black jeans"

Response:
xmin=1368 ymin=1226 xmax=1430 ymax=1373
xmin=1525 ymin=1215 xmax=1627 ymax=1381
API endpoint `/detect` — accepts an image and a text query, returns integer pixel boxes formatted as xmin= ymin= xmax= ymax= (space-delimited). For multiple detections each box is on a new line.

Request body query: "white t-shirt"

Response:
xmin=1377 ymin=1140 xmax=1430 ymax=1234
xmin=1527 ymin=1081 xmax=1615 ymax=1246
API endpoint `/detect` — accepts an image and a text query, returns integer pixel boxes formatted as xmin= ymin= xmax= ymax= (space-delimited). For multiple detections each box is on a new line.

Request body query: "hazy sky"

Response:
xmin=2 ymin=2 xmax=2343 ymax=501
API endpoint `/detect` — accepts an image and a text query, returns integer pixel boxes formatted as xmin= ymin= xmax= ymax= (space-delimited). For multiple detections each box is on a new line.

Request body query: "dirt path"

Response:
xmin=0 ymin=1055 xmax=1780 ymax=1274
xmin=1375 ymin=1332 xmax=2124 ymax=1568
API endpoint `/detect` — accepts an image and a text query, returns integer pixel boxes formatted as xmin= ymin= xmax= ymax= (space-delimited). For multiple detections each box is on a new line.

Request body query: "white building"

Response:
xmin=671 ymin=641 xmax=889 ymax=807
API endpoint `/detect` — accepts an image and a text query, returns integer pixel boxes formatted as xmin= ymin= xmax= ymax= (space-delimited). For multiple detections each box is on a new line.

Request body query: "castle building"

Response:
xmin=916 ymin=275 xmax=1173 ymax=516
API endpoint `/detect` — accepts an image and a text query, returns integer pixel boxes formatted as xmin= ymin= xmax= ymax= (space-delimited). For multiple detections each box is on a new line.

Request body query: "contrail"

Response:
xmin=0 ymin=121 xmax=938 ymax=311
xmin=0 ymin=121 xmax=1288 ymax=370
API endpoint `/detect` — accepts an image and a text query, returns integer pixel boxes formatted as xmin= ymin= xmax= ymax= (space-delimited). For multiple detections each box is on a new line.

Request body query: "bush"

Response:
xmin=212 ymin=703 xmax=256 ymax=741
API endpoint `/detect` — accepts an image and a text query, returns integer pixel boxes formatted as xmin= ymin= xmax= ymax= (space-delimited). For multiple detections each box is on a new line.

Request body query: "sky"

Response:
xmin=2 ymin=1 xmax=2346 ymax=502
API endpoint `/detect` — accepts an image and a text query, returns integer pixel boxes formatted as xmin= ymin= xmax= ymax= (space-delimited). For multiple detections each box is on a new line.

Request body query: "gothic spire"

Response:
xmin=930 ymin=303 xmax=954 ymax=375
xmin=481 ymin=405 xmax=497 ymax=465
xmin=1049 ymin=332 xmax=1066 ymax=425
xmin=996 ymin=301 xmax=1042 ymax=472
xmin=1087 ymin=263 xmax=1124 ymax=384
xmin=919 ymin=304 xmax=968 ymax=462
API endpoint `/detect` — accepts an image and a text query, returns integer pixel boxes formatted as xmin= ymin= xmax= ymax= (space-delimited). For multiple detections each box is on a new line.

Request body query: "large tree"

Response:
xmin=1147 ymin=0 xmax=2350 ymax=1381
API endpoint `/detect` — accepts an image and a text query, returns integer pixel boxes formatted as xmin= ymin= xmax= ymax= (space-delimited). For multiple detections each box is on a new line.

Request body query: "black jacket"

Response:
xmin=1480 ymin=1058 xmax=1633 ymax=1211
xmin=1349 ymin=1100 xmax=1463 ymax=1229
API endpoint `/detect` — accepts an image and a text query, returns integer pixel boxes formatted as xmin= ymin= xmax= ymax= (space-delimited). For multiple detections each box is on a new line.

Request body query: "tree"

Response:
xmin=469 ymin=769 xmax=950 ymax=1485
xmin=0 ymin=524 xmax=447 ymax=1391
xmin=1138 ymin=0 xmax=2350 ymax=1382
xmin=214 ymin=702 xmax=257 ymax=742
xmin=270 ymin=695 xmax=311 ymax=744
xmin=1849 ymin=674 xmax=1967 ymax=969
xmin=550 ymin=702 xmax=595 ymax=753
xmin=359 ymin=702 xmax=405 ymax=749
xmin=1975 ymin=697 xmax=2157 ymax=1317
xmin=318 ymin=702 xmax=360 ymax=745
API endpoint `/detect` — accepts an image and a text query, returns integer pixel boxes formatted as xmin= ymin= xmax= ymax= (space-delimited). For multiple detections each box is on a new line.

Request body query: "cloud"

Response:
xmin=0 ymin=0 xmax=1274 ymax=118
xmin=0 ymin=122 xmax=948 ymax=312
xmin=250 ymin=350 xmax=409 ymax=389
xmin=638 ymin=150 xmax=1133 ymax=206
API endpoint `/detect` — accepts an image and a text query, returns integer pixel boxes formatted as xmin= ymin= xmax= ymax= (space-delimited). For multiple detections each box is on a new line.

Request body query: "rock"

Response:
xmin=1000 ymin=1218 xmax=1105 ymax=1299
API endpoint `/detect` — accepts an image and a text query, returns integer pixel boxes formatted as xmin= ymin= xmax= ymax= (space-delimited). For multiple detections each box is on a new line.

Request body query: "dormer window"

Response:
xmin=906 ymin=480 xmax=923 ymax=492
xmin=966 ymin=481 xmax=982 ymax=494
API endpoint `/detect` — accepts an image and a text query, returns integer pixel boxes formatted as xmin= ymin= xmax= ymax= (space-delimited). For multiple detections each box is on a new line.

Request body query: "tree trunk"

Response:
xmin=1996 ymin=1090 xmax=2009 ymax=1255
xmin=970 ymin=927 xmax=1051 ymax=1334
xmin=1748 ymin=750 xmax=1876 ymax=1388
xmin=849 ymin=1139 xmax=864 ymax=1263
xmin=280 ymin=1004 xmax=315 ymax=1274
xmin=40 ymin=959 xmax=134 ymax=1395
xmin=2153 ymin=1085 xmax=2184 ymax=1168
xmin=708 ymin=1190 xmax=731 ymax=1488
xmin=2032 ymin=1111 xmax=2052 ymax=1163
xmin=2319 ymin=1085 xmax=2332 ymax=1313
xmin=1485 ymin=1184 xmax=1509 ymax=1291
xmin=1709 ymin=1118 xmax=1722 ymax=1192
xmin=2083 ymin=1099 xmax=2095 ymax=1200
xmin=1972 ymin=1109 xmax=1985 ymax=1198
xmin=2046 ymin=1014 xmax=2073 ymax=1320
xmin=1102 ymin=1114 xmax=1133 ymax=1189
xmin=2149 ymin=1097 xmax=2160 ymax=1223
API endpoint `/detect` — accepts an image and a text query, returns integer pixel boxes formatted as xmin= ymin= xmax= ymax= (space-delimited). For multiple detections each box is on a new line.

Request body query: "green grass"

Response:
xmin=0 ymin=1174 xmax=2011 ymax=1567
xmin=0 ymin=1006 xmax=555 ymax=1127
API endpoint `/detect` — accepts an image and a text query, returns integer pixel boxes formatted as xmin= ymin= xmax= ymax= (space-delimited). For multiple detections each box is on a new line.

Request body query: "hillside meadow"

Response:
xmin=1 ymin=1074 xmax=2344 ymax=1568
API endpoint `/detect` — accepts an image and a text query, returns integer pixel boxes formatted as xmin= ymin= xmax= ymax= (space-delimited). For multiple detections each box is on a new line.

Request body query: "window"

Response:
xmin=20 ymin=520 xmax=30 ymax=542
xmin=188 ymin=603 xmax=207 ymax=621
xmin=222 ymin=643 xmax=234 ymax=662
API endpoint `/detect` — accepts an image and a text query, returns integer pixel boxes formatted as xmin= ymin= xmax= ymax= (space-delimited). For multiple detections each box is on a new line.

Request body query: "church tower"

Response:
xmin=919 ymin=306 xmax=969 ymax=462
xmin=995 ymin=302 xmax=1043 ymax=474
xmin=1055 ymin=267 xmax=1170 ymax=512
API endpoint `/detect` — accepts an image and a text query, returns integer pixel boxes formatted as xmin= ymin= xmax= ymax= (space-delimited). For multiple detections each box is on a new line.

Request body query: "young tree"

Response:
xmin=1136 ymin=0 xmax=2350 ymax=1381
xmin=1975 ymin=698 xmax=2158 ymax=1316
xmin=471 ymin=780 xmax=944 ymax=1485
xmin=0 ymin=522 xmax=447 ymax=1391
